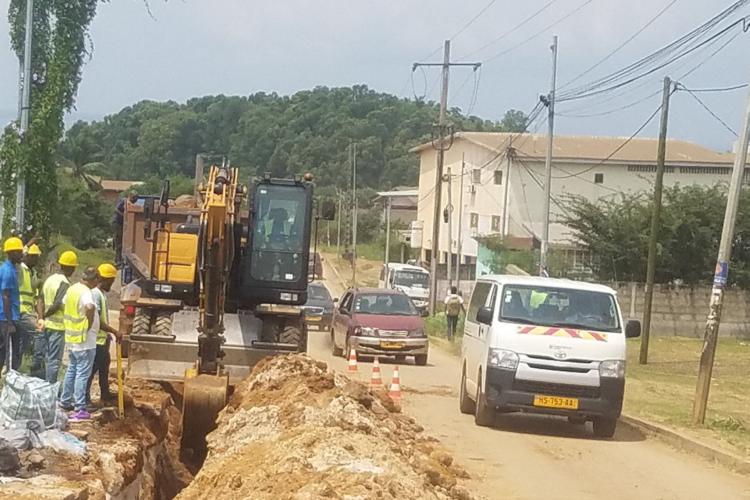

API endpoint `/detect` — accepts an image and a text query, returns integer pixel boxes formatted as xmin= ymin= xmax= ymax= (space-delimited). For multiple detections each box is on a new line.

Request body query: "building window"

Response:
xmin=470 ymin=213 xmax=479 ymax=229
xmin=472 ymin=169 xmax=481 ymax=184
xmin=594 ymin=173 xmax=604 ymax=184
xmin=491 ymin=215 xmax=501 ymax=232
xmin=494 ymin=170 xmax=503 ymax=185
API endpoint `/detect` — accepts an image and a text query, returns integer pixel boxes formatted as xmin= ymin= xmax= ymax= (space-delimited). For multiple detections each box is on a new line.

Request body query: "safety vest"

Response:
xmin=42 ymin=273 xmax=69 ymax=331
xmin=64 ymin=282 xmax=90 ymax=344
xmin=95 ymin=288 xmax=109 ymax=346
xmin=19 ymin=263 xmax=37 ymax=315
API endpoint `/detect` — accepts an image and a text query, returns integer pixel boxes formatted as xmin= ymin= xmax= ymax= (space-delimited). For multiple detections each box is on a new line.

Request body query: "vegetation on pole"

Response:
xmin=0 ymin=0 xmax=99 ymax=237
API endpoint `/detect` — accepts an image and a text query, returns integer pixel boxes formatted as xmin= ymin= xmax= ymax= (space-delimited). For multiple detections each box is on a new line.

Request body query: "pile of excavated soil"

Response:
xmin=177 ymin=355 xmax=474 ymax=500
xmin=0 ymin=379 xmax=191 ymax=500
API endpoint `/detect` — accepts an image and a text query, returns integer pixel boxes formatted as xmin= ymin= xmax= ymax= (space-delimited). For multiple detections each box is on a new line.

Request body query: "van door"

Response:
xmin=462 ymin=281 xmax=493 ymax=397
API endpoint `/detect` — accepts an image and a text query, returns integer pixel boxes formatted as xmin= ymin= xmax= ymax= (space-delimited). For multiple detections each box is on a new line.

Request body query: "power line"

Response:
xmin=484 ymin=0 xmax=594 ymax=64
xmin=461 ymin=0 xmax=560 ymax=59
xmin=449 ymin=0 xmax=498 ymax=41
xmin=560 ymin=0 xmax=680 ymax=89
xmin=680 ymin=83 xmax=748 ymax=92
xmin=679 ymin=85 xmax=739 ymax=136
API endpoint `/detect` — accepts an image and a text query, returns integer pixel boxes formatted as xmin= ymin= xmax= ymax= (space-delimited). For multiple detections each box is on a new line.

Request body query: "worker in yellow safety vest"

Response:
xmin=59 ymin=267 xmax=99 ymax=421
xmin=86 ymin=263 xmax=121 ymax=405
xmin=16 ymin=244 xmax=42 ymax=372
xmin=33 ymin=250 xmax=77 ymax=383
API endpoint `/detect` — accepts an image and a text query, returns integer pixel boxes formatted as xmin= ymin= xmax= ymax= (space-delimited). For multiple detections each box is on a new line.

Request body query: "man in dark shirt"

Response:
xmin=0 ymin=237 xmax=24 ymax=371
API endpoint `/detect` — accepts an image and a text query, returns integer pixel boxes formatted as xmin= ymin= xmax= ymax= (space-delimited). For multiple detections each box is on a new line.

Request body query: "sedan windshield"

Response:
xmin=353 ymin=293 xmax=417 ymax=315
xmin=499 ymin=285 xmax=621 ymax=333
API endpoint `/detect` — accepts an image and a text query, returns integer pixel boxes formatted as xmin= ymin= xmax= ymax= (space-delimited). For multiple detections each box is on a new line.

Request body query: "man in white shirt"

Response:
xmin=59 ymin=268 xmax=99 ymax=421
xmin=444 ymin=286 xmax=465 ymax=341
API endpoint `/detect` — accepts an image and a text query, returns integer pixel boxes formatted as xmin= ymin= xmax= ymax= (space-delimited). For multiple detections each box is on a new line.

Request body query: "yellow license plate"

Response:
xmin=306 ymin=316 xmax=321 ymax=322
xmin=380 ymin=341 xmax=404 ymax=349
xmin=533 ymin=395 xmax=579 ymax=410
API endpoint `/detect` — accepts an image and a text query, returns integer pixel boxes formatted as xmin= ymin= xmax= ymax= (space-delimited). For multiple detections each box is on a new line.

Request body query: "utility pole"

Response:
xmin=502 ymin=142 xmax=514 ymax=236
xmin=640 ymin=76 xmax=673 ymax=365
xmin=445 ymin=167 xmax=453 ymax=289
xmin=336 ymin=189 xmax=342 ymax=258
xmin=384 ymin=195 xmax=392 ymax=284
xmin=413 ymin=40 xmax=481 ymax=314
xmin=15 ymin=0 xmax=33 ymax=231
xmin=693 ymin=79 xmax=750 ymax=424
xmin=351 ymin=142 xmax=358 ymax=287
xmin=540 ymin=35 xmax=558 ymax=276
xmin=455 ymin=155 xmax=465 ymax=287
xmin=194 ymin=154 xmax=204 ymax=198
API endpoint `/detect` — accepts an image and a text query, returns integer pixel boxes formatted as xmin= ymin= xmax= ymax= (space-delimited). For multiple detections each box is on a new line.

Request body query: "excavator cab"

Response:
xmin=241 ymin=177 xmax=314 ymax=307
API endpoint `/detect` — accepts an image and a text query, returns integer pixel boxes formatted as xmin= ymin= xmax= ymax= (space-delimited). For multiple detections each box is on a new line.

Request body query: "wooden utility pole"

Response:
xmin=351 ymin=142 xmax=358 ymax=287
xmin=502 ymin=142 xmax=514 ymax=236
xmin=640 ymin=76 xmax=673 ymax=365
xmin=693 ymin=79 xmax=750 ymax=424
xmin=336 ymin=189 xmax=342 ymax=258
xmin=413 ymin=41 xmax=481 ymax=314
xmin=384 ymin=195 xmax=392 ymax=284
xmin=540 ymin=35 xmax=558 ymax=276
xmin=446 ymin=167 xmax=453 ymax=288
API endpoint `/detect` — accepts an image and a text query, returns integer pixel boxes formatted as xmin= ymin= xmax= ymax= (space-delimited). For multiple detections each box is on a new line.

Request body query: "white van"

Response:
xmin=459 ymin=275 xmax=641 ymax=438
xmin=379 ymin=263 xmax=430 ymax=311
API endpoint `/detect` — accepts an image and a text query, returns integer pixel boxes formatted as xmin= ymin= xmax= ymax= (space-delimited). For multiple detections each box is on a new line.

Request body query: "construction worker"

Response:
xmin=34 ymin=250 xmax=77 ymax=383
xmin=86 ymin=263 xmax=120 ymax=405
xmin=0 ymin=237 xmax=23 ymax=372
xmin=17 ymin=244 xmax=42 ymax=372
xmin=60 ymin=267 xmax=99 ymax=421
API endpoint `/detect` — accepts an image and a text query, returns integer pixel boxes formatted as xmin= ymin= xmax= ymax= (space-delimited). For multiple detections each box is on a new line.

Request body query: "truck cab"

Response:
xmin=378 ymin=263 xmax=430 ymax=312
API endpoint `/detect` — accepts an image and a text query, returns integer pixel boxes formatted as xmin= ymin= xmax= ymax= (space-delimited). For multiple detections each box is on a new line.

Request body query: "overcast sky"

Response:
xmin=0 ymin=0 xmax=748 ymax=151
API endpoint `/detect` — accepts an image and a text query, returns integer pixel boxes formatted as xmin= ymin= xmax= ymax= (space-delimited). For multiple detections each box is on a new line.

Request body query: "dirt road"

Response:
xmin=311 ymin=269 xmax=750 ymax=499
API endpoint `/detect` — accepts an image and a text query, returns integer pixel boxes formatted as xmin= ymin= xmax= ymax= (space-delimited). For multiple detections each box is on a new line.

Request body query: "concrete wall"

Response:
xmin=614 ymin=283 xmax=750 ymax=339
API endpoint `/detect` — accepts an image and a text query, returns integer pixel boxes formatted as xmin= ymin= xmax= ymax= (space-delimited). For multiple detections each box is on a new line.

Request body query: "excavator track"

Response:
xmin=180 ymin=370 xmax=229 ymax=460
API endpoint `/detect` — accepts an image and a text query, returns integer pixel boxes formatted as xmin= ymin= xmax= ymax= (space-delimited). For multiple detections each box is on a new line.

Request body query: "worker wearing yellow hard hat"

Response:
xmin=0 ymin=237 xmax=24 ymax=372
xmin=16 ymin=243 xmax=43 ymax=374
xmin=86 ymin=263 xmax=120 ymax=405
xmin=33 ymin=249 xmax=78 ymax=384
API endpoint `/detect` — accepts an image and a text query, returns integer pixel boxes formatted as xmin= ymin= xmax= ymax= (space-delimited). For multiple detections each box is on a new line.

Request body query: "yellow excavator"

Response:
xmin=119 ymin=161 xmax=333 ymax=456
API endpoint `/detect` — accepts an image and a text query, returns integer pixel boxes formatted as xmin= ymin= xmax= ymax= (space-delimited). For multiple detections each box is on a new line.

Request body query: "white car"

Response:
xmin=459 ymin=275 xmax=641 ymax=438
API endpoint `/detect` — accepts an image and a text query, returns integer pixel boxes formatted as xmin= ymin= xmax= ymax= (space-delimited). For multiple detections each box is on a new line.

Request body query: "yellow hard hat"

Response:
xmin=3 ymin=237 xmax=23 ymax=253
xmin=26 ymin=244 xmax=42 ymax=256
xmin=97 ymin=263 xmax=117 ymax=279
xmin=58 ymin=250 xmax=78 ymax=267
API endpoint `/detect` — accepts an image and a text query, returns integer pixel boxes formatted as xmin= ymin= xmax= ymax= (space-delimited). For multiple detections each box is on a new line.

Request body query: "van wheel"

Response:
xmin=593 ymin=417 xmax=618 ymax=438
xmin=459 ymin=365 xmax=475 ymax=415
xmin=331 ymin=330 xmax=343 ymax=357
xmin=474 ymin=371 xmax=495 ymax=427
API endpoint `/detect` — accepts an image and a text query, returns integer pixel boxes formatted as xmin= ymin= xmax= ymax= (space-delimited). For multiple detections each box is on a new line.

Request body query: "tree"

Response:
xmin=500 ymin=109 xmax=529 ymax=133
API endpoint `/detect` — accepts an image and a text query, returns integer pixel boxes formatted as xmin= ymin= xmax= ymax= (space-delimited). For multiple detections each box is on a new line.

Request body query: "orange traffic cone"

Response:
xmin=347 ymin=348 xmax=358 ymax=374
xmin=388 ymin=366 xmax=402 ymax=403
xmin=370 ymin=357 xmax=383 ymax=389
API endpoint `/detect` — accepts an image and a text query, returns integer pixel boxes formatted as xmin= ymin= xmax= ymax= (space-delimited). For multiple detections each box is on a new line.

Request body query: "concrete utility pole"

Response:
xmin=455 ymin=155 xmax=465 ymax=287
xmin=384 ymin=196 xmax=392 ymax=284
xmin=351 ymin=142 xmax=358 ymax=287
xmin=15 ymin=0 xmax=34 ymax=231
xmin=413 ymin=40 xmax=481 ymax=314
xmin=336 ymin=189 xmax=342 ymax=258
xmin=502 ymin=141 xmax=514 ymax=237
xmin=640 ymin=76 xmax=673 ymax=365
xmin=540 ymin=35 xmax=558 ymax=276
xmin=446 ymin=167 xmax=453 ymax=288
xmin=693 ymin=79 xmax=750 ymax=425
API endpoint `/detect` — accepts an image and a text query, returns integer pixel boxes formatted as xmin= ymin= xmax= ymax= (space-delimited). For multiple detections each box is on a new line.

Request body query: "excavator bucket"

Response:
xmin=181 ymin=371 xmax=229 ymax=459
xmin=126 ymin=310 xmax=299 ymax=384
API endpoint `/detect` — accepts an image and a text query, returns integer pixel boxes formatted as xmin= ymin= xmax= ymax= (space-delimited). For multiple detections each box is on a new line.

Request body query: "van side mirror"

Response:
xmin=625 ymin=320 xmax=641 ymax=338
xmin=476 ymin=306 xmax=493 ymax=325
xmin=320 ymin=200 xmax=336 ymax=221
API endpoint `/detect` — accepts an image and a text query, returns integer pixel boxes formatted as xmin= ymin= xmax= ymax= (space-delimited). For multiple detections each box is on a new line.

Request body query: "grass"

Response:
xmin=47 ymin=236 xmax=115 ymax=276
xmin=425 ymin=312 xmax=464 ymax=356
xmin=624 ymin=337 xmax=750 ymax=458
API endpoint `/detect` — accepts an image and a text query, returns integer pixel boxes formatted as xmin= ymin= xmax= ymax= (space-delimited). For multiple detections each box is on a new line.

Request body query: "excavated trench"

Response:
xmin=0 ymin=355 xmax=476 ymax=500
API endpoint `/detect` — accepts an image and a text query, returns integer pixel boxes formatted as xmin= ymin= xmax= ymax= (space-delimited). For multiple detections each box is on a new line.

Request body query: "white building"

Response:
xmin=412 ymin=132 xmax=738 ymax=273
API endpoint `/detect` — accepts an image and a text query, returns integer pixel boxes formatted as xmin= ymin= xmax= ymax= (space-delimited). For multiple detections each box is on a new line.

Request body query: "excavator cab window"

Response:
xmin=250 ymin=184 xmax=308 ymax=283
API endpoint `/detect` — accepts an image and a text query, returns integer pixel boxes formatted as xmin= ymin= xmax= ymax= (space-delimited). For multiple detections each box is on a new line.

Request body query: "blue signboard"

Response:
xmin=713 ymin=261 xmax=729 ymax=287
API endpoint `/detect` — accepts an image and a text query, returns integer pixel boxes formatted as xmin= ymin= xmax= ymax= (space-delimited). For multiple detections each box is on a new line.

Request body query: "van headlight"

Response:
xmin=488 ymin=349 xmax=519 ymax=370
xmin=599 ymin=360 xmax=625 ymax=378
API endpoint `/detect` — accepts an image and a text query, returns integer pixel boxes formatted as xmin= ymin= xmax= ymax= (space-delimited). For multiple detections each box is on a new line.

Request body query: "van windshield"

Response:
xmin=393 ymin=271 xmax=429 ymax=288
xmin=499 ymin=285 xmax=621 ymax=333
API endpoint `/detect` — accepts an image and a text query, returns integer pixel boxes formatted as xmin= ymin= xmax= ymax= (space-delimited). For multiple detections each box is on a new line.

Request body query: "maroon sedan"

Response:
xmin=331 ymin=288 xmax=429 ymax=365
